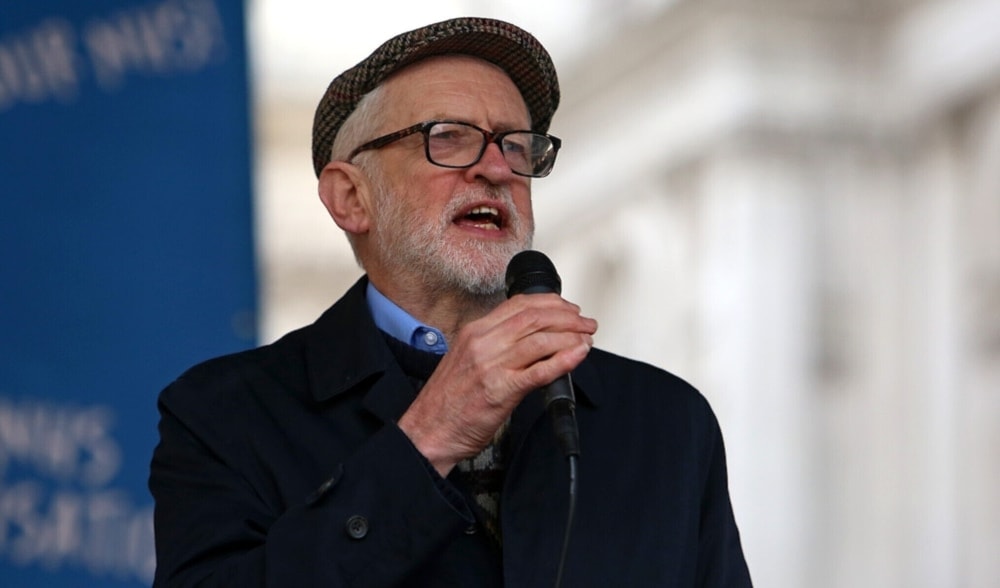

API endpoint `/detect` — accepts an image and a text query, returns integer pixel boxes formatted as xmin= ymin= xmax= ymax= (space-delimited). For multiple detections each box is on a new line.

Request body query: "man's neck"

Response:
xmin=369 ymin=276 xmax=504 ymax=343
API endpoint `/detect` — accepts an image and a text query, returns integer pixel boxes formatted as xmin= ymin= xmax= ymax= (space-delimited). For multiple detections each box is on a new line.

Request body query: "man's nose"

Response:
xmin=467 ymin=141 xmax=514 ymax=183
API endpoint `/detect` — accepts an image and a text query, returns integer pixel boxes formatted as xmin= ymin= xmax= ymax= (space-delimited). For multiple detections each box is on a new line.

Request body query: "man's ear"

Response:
xmin=317 ymin=161 xmax=373 ymax=235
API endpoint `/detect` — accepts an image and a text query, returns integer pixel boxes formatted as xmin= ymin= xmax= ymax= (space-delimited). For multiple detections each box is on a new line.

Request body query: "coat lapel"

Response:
xmin=300 ymin=276 xmax=415 ymax=423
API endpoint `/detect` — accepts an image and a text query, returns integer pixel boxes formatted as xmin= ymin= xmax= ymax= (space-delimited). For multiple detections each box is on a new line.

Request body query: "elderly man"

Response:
xmin=150 ymin=17 xmax=751 ymax=587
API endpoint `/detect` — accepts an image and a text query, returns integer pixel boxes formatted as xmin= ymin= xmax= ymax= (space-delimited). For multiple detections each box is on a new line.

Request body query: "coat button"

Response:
xmin=345 ymin=515 xmax=369 ymax=539
xmin=464 ymin=524 xmax=477 ymax=535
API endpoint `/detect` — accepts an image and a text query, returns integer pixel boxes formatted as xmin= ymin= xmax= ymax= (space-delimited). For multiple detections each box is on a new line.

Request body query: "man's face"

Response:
xmin=360 ymin=55 xmax=535 ymax=298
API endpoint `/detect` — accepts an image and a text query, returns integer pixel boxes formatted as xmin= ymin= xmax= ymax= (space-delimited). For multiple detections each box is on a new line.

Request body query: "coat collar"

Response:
xmin=298 ymin=277 xmax=406 ymax=418
xmin=299 ymin=275 xmax=604 ymax=422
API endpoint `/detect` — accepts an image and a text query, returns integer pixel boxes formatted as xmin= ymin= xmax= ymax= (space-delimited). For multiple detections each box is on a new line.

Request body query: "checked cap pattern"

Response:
xmin=311 ymin=17 xmax=560 ymax=177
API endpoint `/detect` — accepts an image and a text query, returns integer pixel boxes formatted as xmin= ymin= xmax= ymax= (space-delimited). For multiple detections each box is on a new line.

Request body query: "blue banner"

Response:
xmin=0 ymin=1 xmax=256 ymax=585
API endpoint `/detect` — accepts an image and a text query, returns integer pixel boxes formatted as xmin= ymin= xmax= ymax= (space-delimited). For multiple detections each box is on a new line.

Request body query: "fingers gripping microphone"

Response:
xmin=505 ymin=250 xmax=581 ymax=458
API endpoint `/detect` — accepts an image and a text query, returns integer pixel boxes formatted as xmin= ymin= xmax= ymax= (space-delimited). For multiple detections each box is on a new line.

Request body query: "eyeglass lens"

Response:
xmin=426 ymin=122 xmax=556 ymax=177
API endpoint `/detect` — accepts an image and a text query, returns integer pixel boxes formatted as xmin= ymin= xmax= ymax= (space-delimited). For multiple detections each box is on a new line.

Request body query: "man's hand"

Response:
xmin=397 ymin=293 xmax=597 ymax=476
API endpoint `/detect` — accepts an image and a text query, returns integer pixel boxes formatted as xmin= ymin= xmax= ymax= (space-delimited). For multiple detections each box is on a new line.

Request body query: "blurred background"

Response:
xmin=253 ymin=1 xmax=1000 ymax=587
xmin=3 ymin=0 xmax=998 ymax=586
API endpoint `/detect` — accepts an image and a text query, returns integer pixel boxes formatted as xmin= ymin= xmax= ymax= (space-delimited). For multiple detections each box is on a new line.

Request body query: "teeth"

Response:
xmin=461 ymin=205 xmax=501 ymax=230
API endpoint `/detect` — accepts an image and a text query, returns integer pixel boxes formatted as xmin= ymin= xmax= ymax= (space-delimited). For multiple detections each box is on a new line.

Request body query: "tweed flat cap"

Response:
xmin=311 ymin=17 xmax=560 ymax=177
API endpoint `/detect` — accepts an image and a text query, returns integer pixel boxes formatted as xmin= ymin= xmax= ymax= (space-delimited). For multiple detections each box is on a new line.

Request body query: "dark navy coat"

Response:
xmin=149 ymin=277 xmax=752 ymax=587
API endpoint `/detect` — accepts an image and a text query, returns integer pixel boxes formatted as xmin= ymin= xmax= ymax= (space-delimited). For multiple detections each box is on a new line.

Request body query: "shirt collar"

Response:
xmin=366 ymin=281 xmax=448 ymax=354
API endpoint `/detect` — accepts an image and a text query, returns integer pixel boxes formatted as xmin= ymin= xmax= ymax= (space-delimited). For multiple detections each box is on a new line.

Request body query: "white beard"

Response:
xmin=368 ymin=174 xmax=533 ymax=299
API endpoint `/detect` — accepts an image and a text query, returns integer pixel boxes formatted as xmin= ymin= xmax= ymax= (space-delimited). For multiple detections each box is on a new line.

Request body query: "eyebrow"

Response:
xmin=423 ymin=115 xmax=530 ymax=132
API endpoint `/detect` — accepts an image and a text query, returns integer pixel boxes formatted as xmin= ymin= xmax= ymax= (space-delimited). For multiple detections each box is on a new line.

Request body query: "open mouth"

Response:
xmin=456 ymin=205 xmax=504 ymax=231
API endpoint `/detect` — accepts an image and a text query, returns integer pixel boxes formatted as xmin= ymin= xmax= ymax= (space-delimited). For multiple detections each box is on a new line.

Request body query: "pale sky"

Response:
xmin=246 ymin=0 xmax=662 ymax=102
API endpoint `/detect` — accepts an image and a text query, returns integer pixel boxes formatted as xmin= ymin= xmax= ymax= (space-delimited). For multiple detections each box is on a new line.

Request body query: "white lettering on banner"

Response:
xmin=84 ymin=0 xmax=227 ymax=91
xmin=0 ymin=399 xmax=120 ymax=487
xmin=0 ymin=0 xmax=227 ymax=113
xmin=0 ymin=397 xmax=155 ymax=584
xmin=0 ymin=19 xmax=80 ymax=110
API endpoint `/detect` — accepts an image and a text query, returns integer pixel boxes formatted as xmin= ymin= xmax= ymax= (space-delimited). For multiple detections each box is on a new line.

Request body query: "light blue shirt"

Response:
xmin=366 ymin=282 xmax=449 ymax=354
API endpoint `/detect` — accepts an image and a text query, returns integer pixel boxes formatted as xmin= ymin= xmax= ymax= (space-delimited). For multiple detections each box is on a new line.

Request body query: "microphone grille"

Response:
xmin=505 ymin=250 xmax=562 ymax=297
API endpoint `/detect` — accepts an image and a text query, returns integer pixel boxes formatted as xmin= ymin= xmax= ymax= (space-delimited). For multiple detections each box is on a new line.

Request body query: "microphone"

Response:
xmin=505 ymin=250 xmax=581 ymax=458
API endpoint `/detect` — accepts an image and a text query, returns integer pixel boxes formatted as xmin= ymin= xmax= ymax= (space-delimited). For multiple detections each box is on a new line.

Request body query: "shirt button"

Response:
xmin=422 ymin=331 xmax=439 ymax=346
xmin=345 ymin=515 xmax=369 ymax=540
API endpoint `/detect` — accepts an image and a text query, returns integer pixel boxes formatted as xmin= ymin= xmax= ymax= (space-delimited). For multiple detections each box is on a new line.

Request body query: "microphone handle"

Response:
xmin=544 ymin=374 xmax=581 ymax=458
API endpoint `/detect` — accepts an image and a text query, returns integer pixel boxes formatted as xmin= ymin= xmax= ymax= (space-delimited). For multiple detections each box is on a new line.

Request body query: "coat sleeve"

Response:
xmin=694 ymin=401 xmax=754 ymax=587
xmin=148 ymin=376 xmax=475 ymax=587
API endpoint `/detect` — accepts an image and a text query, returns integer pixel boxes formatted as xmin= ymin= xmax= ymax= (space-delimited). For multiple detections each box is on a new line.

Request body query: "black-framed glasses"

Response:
xmin=347 ymin=120 xmax=562 ymax=178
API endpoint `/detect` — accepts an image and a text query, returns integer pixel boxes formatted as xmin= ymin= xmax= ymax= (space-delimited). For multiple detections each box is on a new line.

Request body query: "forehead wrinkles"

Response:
xmin=379 ymin=56 xmax=531 ymax=129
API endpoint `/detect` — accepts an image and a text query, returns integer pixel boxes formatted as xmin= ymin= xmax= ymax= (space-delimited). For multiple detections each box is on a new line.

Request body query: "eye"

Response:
xmin=503 ymin=137 xmax=528 ymax=154
xmin=429 ymin=123 xmax=474 ymax=143
xmin=502 ymin=133 xmax=534 ymax=164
